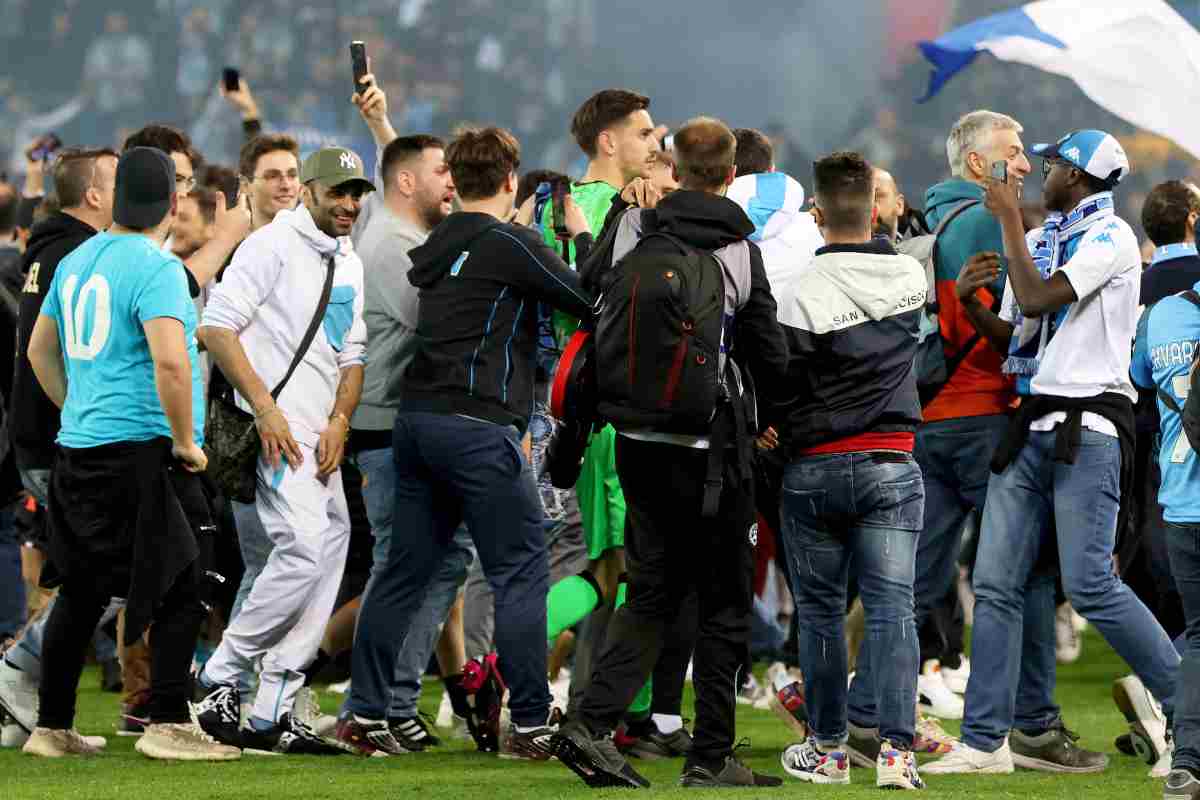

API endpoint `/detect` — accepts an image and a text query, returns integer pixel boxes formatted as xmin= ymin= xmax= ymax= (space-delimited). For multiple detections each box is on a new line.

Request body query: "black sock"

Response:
xmin=303 ymin=649 xmax=331 ymax=686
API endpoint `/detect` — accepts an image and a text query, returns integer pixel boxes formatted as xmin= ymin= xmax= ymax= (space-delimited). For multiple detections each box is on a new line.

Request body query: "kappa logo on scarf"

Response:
xmin=748 ymin=523 xmax=758 ymax=547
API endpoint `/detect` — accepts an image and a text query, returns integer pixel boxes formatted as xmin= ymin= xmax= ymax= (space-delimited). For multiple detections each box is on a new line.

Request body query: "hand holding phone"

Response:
xmin=220 ymin=172 xmax=241 ymax=210
xmin=350 ymin=41 xmax=369 ymax=95
xmin=990 ymin=160 xmax=1008 ymax=184
xmin=26 ymin=133 xmax=61 ymax=163
xmin=551 ymin=178 xmax=570 ymax=240
xmin=222 ymin=67 xmax=240 ymax=93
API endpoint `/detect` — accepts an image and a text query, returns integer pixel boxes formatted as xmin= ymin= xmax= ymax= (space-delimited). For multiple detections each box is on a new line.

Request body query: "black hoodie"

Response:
xmin=401 ymin=212 xmax=593 ymax=432
xmin=12 ymin=212 xmax=97 ymax=469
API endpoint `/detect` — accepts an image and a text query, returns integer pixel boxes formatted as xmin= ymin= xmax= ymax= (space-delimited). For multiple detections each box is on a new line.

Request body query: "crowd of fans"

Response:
xmin=0 ymin=31 xmax=1199 ymax=800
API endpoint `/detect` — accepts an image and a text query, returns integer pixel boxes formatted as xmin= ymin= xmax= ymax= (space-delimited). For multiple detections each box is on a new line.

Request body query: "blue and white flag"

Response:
xmin=919 ymin=0 xmax=1200 ymax=158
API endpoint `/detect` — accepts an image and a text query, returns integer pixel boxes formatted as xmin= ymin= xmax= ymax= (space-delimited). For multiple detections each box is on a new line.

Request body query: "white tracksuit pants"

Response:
xmin=203 ymin=444 xmax=350 ymax=723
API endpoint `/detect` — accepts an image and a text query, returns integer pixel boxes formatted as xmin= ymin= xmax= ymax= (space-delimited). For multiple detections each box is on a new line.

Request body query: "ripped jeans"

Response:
xmin=780 ymin=451 xmax=923 ymax=749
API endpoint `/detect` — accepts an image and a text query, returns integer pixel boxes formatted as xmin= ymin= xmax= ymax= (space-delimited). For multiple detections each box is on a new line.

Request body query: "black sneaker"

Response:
xmin=190 ymin=680 xmax=242 ymax=748
xmin=552 ymin=719 xmax=651 ymax=788
xmin=335 ymin=713 xmax=414 ymax=757
xmin=1010 ymin=720 xmax=1108 ymax=773
xmin=846 ymin=721 xmax=881 ymax=768
xmin=680 ymin=755 xmax=783 ymax=788
xmin=621 ymin=723 xmax=693 ymax=760
xmin=118 ymin=704 xmax=151 ymax=737
xmin=241 ymin=713 xmax=347 ymax=756
xmin=389 ymin=715 xmax=440 ymax=751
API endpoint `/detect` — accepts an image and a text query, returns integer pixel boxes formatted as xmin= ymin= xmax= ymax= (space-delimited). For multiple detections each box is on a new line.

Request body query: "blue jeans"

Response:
xmin=847 ymin=414 xmax=1009 ymax=725
xmin=0 ymin=507 xmax=23 ymax=638
xmin=781 ymin=451 xmax=923 ymax=749
xmin=963 ymin=429 xmax=1180 ymax=751
xmin=355 ymin=445 xmax=474 ymax=718
xmin=1167 ymin=523 xmax=1200 ymax=774
xmin=347 ymin=413 xmax=550 ymax=726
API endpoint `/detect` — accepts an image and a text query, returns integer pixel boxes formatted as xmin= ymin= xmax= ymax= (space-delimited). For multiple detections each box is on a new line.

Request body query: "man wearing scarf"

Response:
xmin=925 ymin=130 xmax=1180 ymax=776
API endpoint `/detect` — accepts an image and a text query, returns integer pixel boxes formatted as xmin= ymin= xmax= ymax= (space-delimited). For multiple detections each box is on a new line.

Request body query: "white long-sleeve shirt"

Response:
xmin=203 ymin=204 xmax=367 ymax=447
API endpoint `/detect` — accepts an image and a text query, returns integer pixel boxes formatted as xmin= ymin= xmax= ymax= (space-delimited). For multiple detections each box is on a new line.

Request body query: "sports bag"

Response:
xmin=593 ymin=228 xmax=727 ymax=434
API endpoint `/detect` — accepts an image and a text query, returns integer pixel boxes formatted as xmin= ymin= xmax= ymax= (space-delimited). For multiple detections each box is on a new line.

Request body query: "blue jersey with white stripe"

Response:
xmin=1131 ymin=288 xmax=1200 ymax=523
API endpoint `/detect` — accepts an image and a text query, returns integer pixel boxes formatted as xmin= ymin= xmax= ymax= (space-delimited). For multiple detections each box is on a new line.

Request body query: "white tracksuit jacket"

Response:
xmin=202 ymin=204 xmax=367 ymax=447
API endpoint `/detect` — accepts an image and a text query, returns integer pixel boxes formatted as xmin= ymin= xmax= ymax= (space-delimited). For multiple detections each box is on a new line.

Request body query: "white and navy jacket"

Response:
xmin=772 ymin=239 xmax=925 ymax=452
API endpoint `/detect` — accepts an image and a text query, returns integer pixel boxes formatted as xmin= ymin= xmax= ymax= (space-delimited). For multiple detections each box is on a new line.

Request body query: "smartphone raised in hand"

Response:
xmin=27 ymin=133 xmax=61 ymax=163
xmin=350 ymin=41 xmax=369 ymax=95
xmin=220 ymin=172 xmax=241 ymax=210
xmin=990 ymin=160 xmax=1008 ymax=183
xmin=551 ymin=178 xmax=570 ymax=240
xmin=223 ymin=67 xmax=240 ymax=93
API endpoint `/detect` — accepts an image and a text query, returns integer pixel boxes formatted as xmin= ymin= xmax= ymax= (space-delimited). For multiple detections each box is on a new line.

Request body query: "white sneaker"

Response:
xmin=1055 ymin=603 xmax=1082 ymax=664
xmin=292 ymin=686 xmax=338 ymax=739
xmin=22 ymin=727 xmax=103 ymax=757
xmin=877 ymin=740 xmax=925 ymax=789
xmin=327 ymin=678 xmax=351 ymax=694
xmin=917 ymin=660 xmax=964 ymax=720
xmin=781 ymin=737 xmax=850 ymax=784
xmin=136 ymin=722 xmax=241 ymax=761
xmin=922 ymin=740 xmax=1015 ymax=774
xmin=1151 ymin=737 xmax=1175 ymax=779
xmin=1113 ymin=674 xmax=1168 ymax=765
xmin=940 ymin=657 xmax=970 ymax=695
xmin=0 ymin=657 xmax=37 ymax=733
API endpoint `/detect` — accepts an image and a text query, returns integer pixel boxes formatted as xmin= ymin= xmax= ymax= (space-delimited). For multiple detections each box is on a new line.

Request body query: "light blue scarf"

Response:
xmin=1002 ymin=192 xmax=1114 ymax=377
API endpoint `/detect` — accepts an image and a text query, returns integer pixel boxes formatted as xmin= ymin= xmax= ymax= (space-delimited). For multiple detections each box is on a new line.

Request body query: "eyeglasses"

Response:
xmin=1042 ymin=159 xmax=1073 ymax=179
xmin=176 ymin=174 xmax=196 ymax=191
xmin=255 ymin=169 xmax=299 ymax=183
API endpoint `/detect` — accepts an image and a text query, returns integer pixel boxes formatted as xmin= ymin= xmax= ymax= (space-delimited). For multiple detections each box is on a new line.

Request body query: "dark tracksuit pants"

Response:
xmin=578 ymin=434 xmax=755 ymax=764
xmin=347 ymin=412 xmax=551 ymax=727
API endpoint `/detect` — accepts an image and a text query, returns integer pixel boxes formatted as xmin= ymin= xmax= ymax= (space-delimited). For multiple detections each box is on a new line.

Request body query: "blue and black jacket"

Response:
xmin=401 ymin=211 xmax=593 ymax=433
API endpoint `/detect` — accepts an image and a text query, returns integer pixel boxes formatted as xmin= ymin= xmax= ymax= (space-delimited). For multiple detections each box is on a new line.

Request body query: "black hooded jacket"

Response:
xmin=401 ymin=212 xmax=593 ymax=432
xmin=12 ymin=212 xmax=97 ymax=469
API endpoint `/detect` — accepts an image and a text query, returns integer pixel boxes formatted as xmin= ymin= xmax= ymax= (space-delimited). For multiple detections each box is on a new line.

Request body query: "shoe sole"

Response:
xmin=552 ymin=735 xmax=649 ymax=788
xmin=922 ymin=763 xmax=1013 ymax=775
xmin=1112 ymin=682 xmax=1166 ymax=765
xmin=1011 ymin=751 xmax=1108 ymax=774
xmin=135 ymin=739 xmax=241 ymax=761
xmin=767 ymin=695 xmax=808 ymax=740
xmin=116 ymin=731 xmax=144 ymax=737
xmin=780 ymin=763 xmax=850 ymax=784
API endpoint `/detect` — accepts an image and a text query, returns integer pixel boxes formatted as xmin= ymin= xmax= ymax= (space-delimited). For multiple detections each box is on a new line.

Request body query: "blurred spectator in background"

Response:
xmin=82 ymin=12 xmax=153 ymax=139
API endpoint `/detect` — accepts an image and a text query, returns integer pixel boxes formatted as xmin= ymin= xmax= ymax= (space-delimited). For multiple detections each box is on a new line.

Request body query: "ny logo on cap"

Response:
xmin=339 ymin=151 xmax=356 ymax=170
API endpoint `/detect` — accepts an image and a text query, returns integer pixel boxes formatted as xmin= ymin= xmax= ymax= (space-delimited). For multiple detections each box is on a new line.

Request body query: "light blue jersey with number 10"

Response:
xmin=40 ymin=231 xmax=203 ymax=449
xmin=1131 ymin=287 xmax=1200 ymax=523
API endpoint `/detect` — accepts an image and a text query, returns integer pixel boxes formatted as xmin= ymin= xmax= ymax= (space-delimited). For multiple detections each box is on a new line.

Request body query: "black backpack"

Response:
xmin=593 ymin=225 xmax=727 ymax=435
xmin=1152 ymin=290 xmax=1200 ymax=454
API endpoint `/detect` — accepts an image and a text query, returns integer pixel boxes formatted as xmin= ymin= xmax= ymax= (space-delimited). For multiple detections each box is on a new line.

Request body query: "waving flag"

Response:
xmin=918 ymin=0 xmax=1200 ymax=158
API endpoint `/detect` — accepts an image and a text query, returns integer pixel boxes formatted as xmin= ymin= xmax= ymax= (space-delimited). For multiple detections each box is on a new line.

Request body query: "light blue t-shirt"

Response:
xmin=41 ymin=231 xmax=203 ymax=449
xmin=1131 ymin=286 xmax=1200 ymax=523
